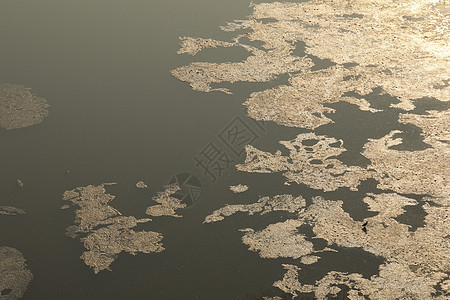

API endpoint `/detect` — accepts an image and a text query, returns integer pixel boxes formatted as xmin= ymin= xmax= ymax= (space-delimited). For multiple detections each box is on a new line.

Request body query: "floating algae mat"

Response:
xmin=0 ymin=84 xmax=49 ymax=130
xmin=61 ymin=183 xmax=190 ymax=274
xmin=172 ymin=0 xmax=450 ymax=298
xmin=62 ymin=183 xmax=166 ymax=274
xmin=0 ymin=247 xmax=33 ymax=300
xmin=0 ymin=206 xmax=26 ymax=216
xmin=145 ymin=184 xmax=186 ymax=218
xmin=1 ymin=211 xmax=32 ymax=298
xmin=0 ymin=0 xmax=449 ymax=299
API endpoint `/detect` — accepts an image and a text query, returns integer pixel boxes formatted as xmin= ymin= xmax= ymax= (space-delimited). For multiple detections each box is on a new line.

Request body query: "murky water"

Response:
xmin=1 ymin=0 xmax=448 ymax=299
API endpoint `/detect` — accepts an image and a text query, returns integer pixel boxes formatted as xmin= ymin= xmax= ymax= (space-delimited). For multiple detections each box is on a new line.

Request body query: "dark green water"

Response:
xmin=0 ymin=1 xmax=433 ymax=299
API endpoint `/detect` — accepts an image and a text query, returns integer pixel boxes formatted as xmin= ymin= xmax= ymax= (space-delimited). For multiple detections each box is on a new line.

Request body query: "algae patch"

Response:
xmin=172 ymin=41 xmax=313 ymax=93
xmin=173 ymin=0 xmax=450 ymax=298
xmin=237 ymin=132 xmax=372 ymax=191
xmin=173 ymin=0 xmax=449 ymax=128
xmin=0 ymin=247 xmax=33 ymax=299
xmin=208 ymin=193 xmax=450 ymax=298
xmin=63 ymin=183 xmax=164 ymax=274
xmin=237 ymin=128 xmax=449 ymax=196
xmin=0 ymin=83 xmax=49 ymax=130
xmin=177 ymin=37 xmax=235 ymax=56
xmin=145 ymin=184 xmax=186 ymax=218
xmin=245 ymin=66 xmax=381 ymax=129
xmin=204 ymin=194 xmax=305 ymax=223
xmin=399 ymin=110 xmax=450 ymax=147
xmin=136 ymin=181 xmax=148 ymax=189
xmin=230 ymin=184 xmax=249 ymax=193
xmin=240 ymin=219 xmax=313 ymax=259
xmin=0 ymin=207 xmax=26 ymax=216
xmin=280 ymin=194 xmax=450 ymax=298
xmin=362 ymin=131 xmax=450 ymax=198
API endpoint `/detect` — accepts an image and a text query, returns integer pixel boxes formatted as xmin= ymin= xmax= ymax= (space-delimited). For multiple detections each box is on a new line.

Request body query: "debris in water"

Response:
xmin=136 ymin=181 xmax=148 ymax=189
xmin=229 ymin=184 xmax=248 ymax=193
xmin=0 ymin=206 xmax=26 ymax=216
